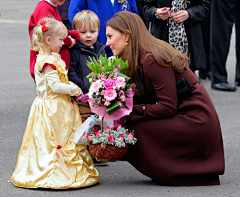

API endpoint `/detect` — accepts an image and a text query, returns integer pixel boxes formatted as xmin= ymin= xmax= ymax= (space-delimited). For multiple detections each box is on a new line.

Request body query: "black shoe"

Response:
xmin=212 ymin=82 xmax=237 ymax=91
xmin=199 ymin=71 xmax=211 ymax=80
xmin=235 ymin=81 xmax=240 ymax=86
xmin=92 ymin=156 xmax=109 ymax=166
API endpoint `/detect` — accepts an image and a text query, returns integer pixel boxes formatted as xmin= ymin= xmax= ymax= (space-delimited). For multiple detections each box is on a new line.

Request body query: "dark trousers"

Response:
xmin=201 ymin=11 xmax=210 ymax=73
xmin=210 ymin=0 xmax=240 ymax=84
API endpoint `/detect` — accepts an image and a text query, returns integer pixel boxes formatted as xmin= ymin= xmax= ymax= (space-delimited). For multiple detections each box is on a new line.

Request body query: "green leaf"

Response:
xmin=106 ymin=101 xmax=121 ymax=115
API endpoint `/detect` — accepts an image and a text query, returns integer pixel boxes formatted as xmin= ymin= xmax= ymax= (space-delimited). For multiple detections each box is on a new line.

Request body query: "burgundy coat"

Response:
xmin=124 ymin=52 xmax=225 ymax=186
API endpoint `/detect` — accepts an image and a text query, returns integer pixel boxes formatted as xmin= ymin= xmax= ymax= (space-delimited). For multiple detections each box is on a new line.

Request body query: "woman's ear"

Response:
xmin=125 ymin=34 xmax=130 ymax=43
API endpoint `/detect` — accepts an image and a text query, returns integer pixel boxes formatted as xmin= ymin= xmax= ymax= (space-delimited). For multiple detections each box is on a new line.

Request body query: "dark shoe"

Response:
xmin=212 ymin=82 xmax=237 ymax=91
xmin=199 ymin=71 xmax=211 ymax=80
xmin=235 ymin=81 xmax=240 ymax=86
xmin=92 ymin=156 xmax=109 ymax=166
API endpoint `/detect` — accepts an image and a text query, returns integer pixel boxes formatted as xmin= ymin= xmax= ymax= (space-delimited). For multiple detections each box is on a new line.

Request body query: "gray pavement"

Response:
xmin=0 ymin=1 xmax=240 ymax=197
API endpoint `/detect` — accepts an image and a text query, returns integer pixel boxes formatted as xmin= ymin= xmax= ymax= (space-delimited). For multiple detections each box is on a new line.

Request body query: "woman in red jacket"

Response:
xmin=106 ymin=11 xmax=225 ymax=186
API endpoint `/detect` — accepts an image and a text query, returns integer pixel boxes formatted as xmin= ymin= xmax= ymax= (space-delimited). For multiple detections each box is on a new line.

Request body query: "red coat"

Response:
xmin=124 ymin=52 xmax=225 ymax=186
xmin=28 ymin=1 xmax=78 ymax=81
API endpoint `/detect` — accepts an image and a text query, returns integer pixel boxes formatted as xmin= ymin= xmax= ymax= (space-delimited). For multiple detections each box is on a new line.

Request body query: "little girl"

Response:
xmin=11 ymin=18 xmax=100 ymax=189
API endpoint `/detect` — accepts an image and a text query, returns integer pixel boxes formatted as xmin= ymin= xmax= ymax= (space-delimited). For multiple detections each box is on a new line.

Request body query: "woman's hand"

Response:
xmin=155 ymin=7 xmax=171 ymax=20
xmin=171 ymin=10 xmax=190 ymax=23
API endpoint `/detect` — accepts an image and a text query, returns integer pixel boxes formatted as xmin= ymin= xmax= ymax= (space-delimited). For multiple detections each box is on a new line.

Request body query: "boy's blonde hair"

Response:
xmin=31 ymin=17 xmax=67 ymax=52
xmin=72 ymin=10 xmax=100 ymax=30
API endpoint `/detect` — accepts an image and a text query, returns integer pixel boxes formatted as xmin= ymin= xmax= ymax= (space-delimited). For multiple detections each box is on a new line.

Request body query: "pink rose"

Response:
xmin=95 ymin=131 xmax=101 ymax=137
xmin=108 ymin=136 xmax=115 ymax=142
xmin=86 ymin=134 xmax=91 ymax=141
xmin=119 ymin=134 xmax=124 ymax=140
xmin=127 ymin=133 xmax=134 ymax=139
xmin=105 ymin=126 xmax=110 ymax=133
xmin=116 ymin=124 xmax=122 ymax=131
xmin=103 ymin=79 xmax=116 ymax=90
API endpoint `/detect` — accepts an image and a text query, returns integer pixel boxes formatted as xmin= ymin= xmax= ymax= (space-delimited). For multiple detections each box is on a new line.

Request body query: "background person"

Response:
xmin=58 ymin=0 xmax=73 ymax=30
xmin=210 ymin=0 xmax=240 ymax=91
xmin=143 ymin=0 xmax=210 ymax=72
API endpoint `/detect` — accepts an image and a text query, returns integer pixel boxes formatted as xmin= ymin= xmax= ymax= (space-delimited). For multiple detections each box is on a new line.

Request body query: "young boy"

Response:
xmin=68 ymin=10 xmax=107 ymax=166
xmin=28 ymin=0 xmax=79 ymax=81
xmin=69 ymin=10 xmax=106 ymax=122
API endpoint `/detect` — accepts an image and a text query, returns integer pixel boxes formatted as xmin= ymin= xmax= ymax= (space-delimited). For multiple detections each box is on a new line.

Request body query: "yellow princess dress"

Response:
xmin=11 ymin=52 xmax=100 ymax=189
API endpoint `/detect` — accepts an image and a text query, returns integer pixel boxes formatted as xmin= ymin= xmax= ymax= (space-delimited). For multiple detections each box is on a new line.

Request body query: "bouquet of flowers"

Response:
xmin=86 ymin=55 xmax=135 ymax=120
xmin=76 ymin=55 xmax=137 ymax=161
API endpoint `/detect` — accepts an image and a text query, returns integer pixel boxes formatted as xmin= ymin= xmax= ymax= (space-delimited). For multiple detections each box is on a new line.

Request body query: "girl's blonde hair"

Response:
xmin=107 ymin=11 xmax=190 ymax=82
xmin=31 ymin=17 xmax=67 ymax=52
xmin=72 ymin=10 xmax=100 ymax=30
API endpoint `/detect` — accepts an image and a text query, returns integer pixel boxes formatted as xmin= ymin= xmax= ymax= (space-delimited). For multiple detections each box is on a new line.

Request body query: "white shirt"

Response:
xmin=42 ymin=0 xmax=57 ymax=7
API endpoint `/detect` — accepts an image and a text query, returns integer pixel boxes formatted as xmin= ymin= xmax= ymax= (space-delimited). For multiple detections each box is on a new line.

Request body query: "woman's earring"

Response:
xmin=126 ymin=42 xmax=128 ymax=46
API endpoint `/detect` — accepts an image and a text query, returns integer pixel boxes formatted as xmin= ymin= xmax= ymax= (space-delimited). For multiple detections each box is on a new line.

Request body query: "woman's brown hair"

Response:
xmin=107 ymin=11 xmax=189 ymax=82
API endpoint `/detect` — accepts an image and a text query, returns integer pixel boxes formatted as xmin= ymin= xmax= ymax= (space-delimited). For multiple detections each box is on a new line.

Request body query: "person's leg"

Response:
xmin=235 ymin=1 xmax=240 ymax=86
xmin=199 ymin=11 xmax=211 ymax=80
xmin=210 ymin=0 xmax=236 ymax=91
xmin=62 ymin=20 xmax=73 ymax=30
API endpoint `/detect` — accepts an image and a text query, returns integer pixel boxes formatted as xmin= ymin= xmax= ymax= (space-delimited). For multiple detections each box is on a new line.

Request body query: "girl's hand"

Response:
xmin=68 ymin=35 xmax=76 ymax=48
xmin=171 ymin=10 xmax=190 ymax=23
xmin=155 ymin=7 xmax=171 ymax=20
xmin=74 ymin=86 xmax=83 ymax=97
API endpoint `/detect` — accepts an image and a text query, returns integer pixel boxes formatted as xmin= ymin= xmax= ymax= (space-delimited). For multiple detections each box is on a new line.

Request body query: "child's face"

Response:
xmin=75 ymin=25 xmax=99 ymax=48
xmin=48 ymin=29 xmax=65 ymax=53
xmin=50 ymin=0 xmax=65 ymax=6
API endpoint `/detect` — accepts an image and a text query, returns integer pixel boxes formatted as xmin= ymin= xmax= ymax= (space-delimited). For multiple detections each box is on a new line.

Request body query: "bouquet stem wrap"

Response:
xmin=88 ymin=85 xmax=135 ymax=120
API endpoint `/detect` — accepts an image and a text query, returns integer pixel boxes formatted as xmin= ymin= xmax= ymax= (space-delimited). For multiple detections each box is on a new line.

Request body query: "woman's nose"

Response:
xmin=106 ymin=39 xmax=110 ymax=46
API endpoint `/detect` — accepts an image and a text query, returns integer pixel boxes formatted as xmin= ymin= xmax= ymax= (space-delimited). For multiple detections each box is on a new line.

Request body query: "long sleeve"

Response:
xmin=68 ymin=51 xmax=85 ymax=92
xmin=130 ymin=53 xmax=178 ymax=122
xmin=185 ymin=0 xmax=210 ymax=26
xmin=68 ymin=0 xmax=87 ymax=24
xmin=45 ymin=70 xmax=80 ymax=96
xmin=130 ymin=0 xmax=139 ymax=14
xmin=143 ymin=0 xmax=164 ymax=23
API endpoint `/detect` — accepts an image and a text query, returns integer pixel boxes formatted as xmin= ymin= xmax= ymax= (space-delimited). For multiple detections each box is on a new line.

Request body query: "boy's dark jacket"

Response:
xmin=68 ymin=39 xmax=106 ymax=94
